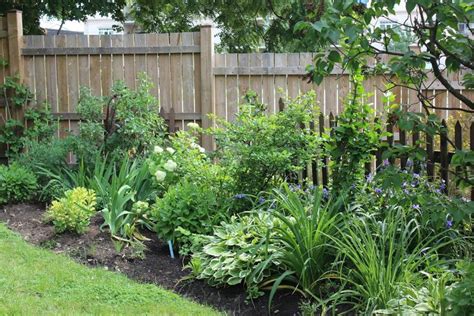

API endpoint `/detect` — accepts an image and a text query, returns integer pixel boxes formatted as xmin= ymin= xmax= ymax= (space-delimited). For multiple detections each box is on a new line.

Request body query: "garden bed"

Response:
xmin=0 ymin=203 xmax=301 ymax=316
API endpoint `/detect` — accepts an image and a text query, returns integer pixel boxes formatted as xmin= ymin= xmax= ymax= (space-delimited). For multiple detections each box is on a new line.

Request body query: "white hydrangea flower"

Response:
xmin=155 ymin=170 xmax=166 ymax=182
xmin=187 ymin=122 xmax=200 ymax=130
xmin=198 ymin=146 xmax=205 ymax=153
xmin=163 ymin=159 xmax=177 ymax=172
xmin=153 ymin=146 xmax=163 ymax=154
xmin=166 ymin=147 xmax=175 ymax=154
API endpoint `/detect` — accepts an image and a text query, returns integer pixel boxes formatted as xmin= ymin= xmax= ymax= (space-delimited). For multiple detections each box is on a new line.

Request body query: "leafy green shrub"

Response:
xmin=71 ymin=74 xmax=166 ymax=163
xmin=188 ymin=212 xmax=282 ymax=298
xmin=151 ymin=178 xmax=229 ymax=246
xmin=46 ymin=187 xmax=97 ymax=234
xmin=324 ymin=74 xmax=383 ymax=194
xmin=447 ymin=261 xmax=474 ymax=315
xmin=0 ymin=163 xmax=38 ymax=204
xmin=356 ymin=165 xmax=473 ymax=237
xmin=212 ymin=91 xmax=320 ymax=206
xmin=105 ymin=75 xmax=166 ymax=156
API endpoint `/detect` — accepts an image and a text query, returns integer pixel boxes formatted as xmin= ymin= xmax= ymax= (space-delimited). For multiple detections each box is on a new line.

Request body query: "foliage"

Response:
xmin=131 ymin=0 xmax=315 ymax=52
xmin=356 ymin=165 xmax=473 ymax=238
xmin=0 ymin=0 xmax=126 ymax=35
xmin=104 ymin=76 xmax=166 ymax=157
xmin=298 ymin=0 xmax=474 ymax=111
xmin=328 ymin=207 xmax=452 ymax=314
xmin=324 ymin=74 xmax=383 ymax=194
xmin=151 ymin=178 xmax=229 ymax=247
xmin=92 ymin=156 xmax=156 ymax=248
xmin=45 ymin=187 xmax=97 ymax=234
xmin=0 ymin=163 xmax=38 ymax=204
xmin=266 ymin=184 xmax=344 ymax=303
xmin=187 ymin=212 xmax=282 ymax=298
xmin=0 ymin=76 xmax=46 ymax=157
xmin=15 ymin=138 xmax=72 ymax=201
xmin=212 ymin=91 xmax=320 ymax=207
xmin=71 ymin=74 xmax=166 ymax=163
xmin=447 ymin=261 xmax=474 ymax=315
xmin=0 ymin=224 xmax=219 ymax=315
xmin=380 ymin=270 xmax=455 ymax=315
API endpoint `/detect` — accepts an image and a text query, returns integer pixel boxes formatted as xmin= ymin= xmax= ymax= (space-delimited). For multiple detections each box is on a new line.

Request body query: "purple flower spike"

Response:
xmin=383 ymin=159 xmax=390 ymax=167
xmin=375 ymin=188 xmax=383 ymax=194
xmin=446 ymin=219 xmax=453 ymax=229
xmin=413 ymin=204 xmax=420 ymax=210
xmin=366 ymin=173 xmax=374 ymax=183
xmin=322 ymin=188 xmax=329 ymax=200
xmin=406 ymin=159 xmax=413 ymax=168
xmin=234 ymin=193 xmax=247 ymax=199
xmin=258 ymin=197 xmax=266 ymax=204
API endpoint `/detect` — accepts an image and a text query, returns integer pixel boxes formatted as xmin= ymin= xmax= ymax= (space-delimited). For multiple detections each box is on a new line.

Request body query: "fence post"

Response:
xmin=200 ymin=24 xmax=215 ymax=151
xmin=6 ymin=10 xmax=23 ymax=79
xmin=6 ymin=10 xmax=24 ymax=123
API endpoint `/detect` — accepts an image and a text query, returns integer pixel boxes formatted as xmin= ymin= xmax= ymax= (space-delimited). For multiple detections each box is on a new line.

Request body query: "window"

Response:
xmin=458 ymin=23 xmax=474 ymax=35
xmin=98 ymin=28 xmax=114 ymax=35
xmin=379 ymin=20 xmax=398 ymax=30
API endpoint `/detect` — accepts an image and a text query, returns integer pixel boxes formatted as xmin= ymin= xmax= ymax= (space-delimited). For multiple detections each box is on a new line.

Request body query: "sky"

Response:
xmin=40 ymin=16 xmax=85 ymax=32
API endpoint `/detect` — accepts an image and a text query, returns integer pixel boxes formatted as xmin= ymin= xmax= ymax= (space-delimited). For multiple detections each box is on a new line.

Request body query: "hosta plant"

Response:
xmin=187 ymin=212 xmax=282 ymax=298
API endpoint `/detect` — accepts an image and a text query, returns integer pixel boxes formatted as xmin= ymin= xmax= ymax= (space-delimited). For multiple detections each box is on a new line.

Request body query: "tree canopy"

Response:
xmin=296 ymin=0 xmax=474 ymax=111
xmin=1 ymin=0 xmax=126 ymax=35
xmin=130 ymin=0 xmax=311 ymax=52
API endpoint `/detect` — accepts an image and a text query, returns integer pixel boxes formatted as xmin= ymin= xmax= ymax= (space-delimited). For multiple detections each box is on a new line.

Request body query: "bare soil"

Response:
xmin=0 ymin=203 xmax=301 ymax=315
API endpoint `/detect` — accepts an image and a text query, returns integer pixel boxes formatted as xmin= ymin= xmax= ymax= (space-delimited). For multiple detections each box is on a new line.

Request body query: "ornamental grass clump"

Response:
xmin=46 ymin=187 xmax=96 ymax=234
xmin=265 ymin=184 xmax=345 ymax=305
xmin=329 ymin=206 xmax=454 ymax=314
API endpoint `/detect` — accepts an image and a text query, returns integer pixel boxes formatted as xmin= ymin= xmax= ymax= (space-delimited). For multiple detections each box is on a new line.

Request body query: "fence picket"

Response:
xmin=440 ymin=120 xmax=449 ymax=193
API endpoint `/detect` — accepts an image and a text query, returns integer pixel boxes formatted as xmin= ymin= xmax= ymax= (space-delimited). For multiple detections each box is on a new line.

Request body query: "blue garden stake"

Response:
xmin=168 ymin=240 xmax=175 ymax=259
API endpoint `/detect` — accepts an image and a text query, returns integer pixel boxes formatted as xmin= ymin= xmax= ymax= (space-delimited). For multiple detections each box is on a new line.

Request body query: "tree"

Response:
xmin=296 ymin=0 xmax=474 ymax=111
xmin=296 ymin=0 xmax=473 ymax=187
xmin=130 ymin=0 xmax=313 ymax=52
xmin=0 ymin=0 xmax=126 ymax=35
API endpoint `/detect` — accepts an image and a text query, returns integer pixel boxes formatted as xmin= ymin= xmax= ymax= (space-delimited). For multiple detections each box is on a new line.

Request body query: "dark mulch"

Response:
xmin=0 ymin=203 xmax=301 ymax=315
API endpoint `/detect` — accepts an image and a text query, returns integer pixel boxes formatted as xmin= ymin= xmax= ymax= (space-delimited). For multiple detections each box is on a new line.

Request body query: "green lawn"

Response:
xmin=0 ymin=224 xmax=220 ymax=315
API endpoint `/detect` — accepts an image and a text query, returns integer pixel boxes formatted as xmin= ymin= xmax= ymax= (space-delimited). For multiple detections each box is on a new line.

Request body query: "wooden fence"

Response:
xmin=159 ymin=100 xmax=473 ymax=199
xmin=1 ymin=10 xmax=473 ymax=150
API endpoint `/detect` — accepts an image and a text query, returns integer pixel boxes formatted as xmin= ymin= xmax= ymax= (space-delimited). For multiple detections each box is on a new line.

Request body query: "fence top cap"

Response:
xmin=7 ymin=9 xmax=22 ymax=13
xmin=200 ymin=23 xmax=214 ymax=28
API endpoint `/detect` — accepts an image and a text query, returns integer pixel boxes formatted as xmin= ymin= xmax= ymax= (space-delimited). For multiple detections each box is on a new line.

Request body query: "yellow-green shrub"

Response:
xmin=46 ymin=187 xmax=97 ymax=234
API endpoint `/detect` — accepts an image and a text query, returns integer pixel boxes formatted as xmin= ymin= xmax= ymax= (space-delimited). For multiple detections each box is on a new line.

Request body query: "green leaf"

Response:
xmin=406 ymin=0 xmax=416 ymax=13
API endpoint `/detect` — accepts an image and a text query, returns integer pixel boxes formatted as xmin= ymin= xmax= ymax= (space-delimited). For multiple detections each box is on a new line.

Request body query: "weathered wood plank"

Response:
xmin=21 ymin=45 xmax=201 ymax=56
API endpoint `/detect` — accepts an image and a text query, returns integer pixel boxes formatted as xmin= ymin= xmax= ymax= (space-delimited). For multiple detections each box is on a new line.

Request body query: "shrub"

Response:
xmin=356 ymin=165 xmax=473 ymax=238
xmin=71 ymin=74 xmax=167 ymax=162
xmin=324 ymin=74 xmax=383 ymax=194
xmin=104 ymin=75 xmax=166 ymax=157
xmin=0 ymin=163 xmax=38 ymax=204
xmin=211 ymin=91 xmax=320 ymax=208
xmin=151 ymin=178 xmax=229 ymax=247
xmin=46 ymin=187 xmax=97 ymax=234
xmin=188 ymin=212 xmax=282 ymax=298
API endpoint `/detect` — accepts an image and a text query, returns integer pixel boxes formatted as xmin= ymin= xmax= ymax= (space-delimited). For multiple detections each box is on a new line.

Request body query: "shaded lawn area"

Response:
xmin=0 ymin=224 xmax=220 ymax=315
